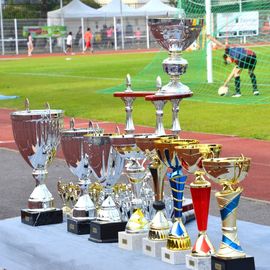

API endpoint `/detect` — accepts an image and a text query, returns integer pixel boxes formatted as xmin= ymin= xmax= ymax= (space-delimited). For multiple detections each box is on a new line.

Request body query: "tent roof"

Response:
xmin=138 ymin=0 xmax=184 ymax=16
xmin=47 ymin=0 xmax=99 ymax=18
xmin=97 ymin=0 xmax=140 ymax=17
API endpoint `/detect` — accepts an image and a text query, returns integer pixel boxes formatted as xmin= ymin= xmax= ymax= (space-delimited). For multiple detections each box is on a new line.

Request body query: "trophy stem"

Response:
xmin=170 ymin=99 xmax=181 ymax=135
xmin=28 ymin=169 xmax=55 ymax=211
xmin=216 ymin=186 xmax=246 ymax=259
xmin=152 ymin=100 xmax=167 ymax=136
xmin=121 ymin=96 xmax=136 ymax=134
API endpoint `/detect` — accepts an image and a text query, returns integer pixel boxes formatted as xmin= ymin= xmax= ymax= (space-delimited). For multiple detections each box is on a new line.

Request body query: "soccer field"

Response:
xmin=0 ymin=51 xmax=270 ymax=140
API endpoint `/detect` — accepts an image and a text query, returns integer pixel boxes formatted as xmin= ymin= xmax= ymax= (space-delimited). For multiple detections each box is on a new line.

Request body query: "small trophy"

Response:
xmin=202 ymin=156 xmax=255 ymax=270
xmin=113 ymin=143 xmax=149 ymax=251
xmin=83 ymin=134 xmax=127 ymax=243
xmin=154 ymin=138 xmax=198 ymax=264
xmin=10 ymin=99 xmax=64 ymax=226
xmin=60 ymin=119 xmax=102 ymax=234
xmin=174 ymin=144 xmax=222 ymax=270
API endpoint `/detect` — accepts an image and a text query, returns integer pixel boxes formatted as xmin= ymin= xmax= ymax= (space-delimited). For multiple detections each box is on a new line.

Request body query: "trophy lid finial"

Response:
xmin=70 ymin=118 xmax=75 ymax=129
xmin=25 ymin=98 xmax=30 ymax=112
xmin=125 ymin=74 xmax=132 ymax=92
xmin=156 ymin=76 xmax=162 ymax=91
xmin=45 ymin=102 xmax=50 ymax=110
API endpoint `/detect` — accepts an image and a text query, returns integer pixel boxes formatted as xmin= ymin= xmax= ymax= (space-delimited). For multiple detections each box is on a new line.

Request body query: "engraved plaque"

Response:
xmin=122 ymin=239 xmax=127 ymax=245
xmin=69 ymin=224 xmax=75 ymax=230
xmin=92 ymin=227 xmax=97 ymax=234
xmin=25 ymin=216 xmax=30 ymax=222
xmin=189 ymin=260 xmax=195 ymax=266
xmin=146 ymin=245 xmax=152 ymax=251
xmin=165 ymin=253 xmax=170 ymax=259
xmin=215 ymin=263 xmax=222 ymax=270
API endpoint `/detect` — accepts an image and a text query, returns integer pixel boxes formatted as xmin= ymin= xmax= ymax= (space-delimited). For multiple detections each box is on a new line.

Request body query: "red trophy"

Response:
xmin=174 ymin=144 xmax=222 ymax=270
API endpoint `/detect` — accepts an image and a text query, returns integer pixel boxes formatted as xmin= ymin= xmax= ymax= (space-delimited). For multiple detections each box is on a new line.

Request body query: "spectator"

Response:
xmin=27 ymin=32 xmax=34 ymax=56
xmin=75 ymin=26 xmax=82 ymax=49
xmin=83 ymin=28 xmax=93 ymax=53
xmin=106 ymin=26 xmax=113 ymax=48
xmin=64 ymin=32 xmax=73 ymax=54
xmin=134 ymin=27 xmax=141 ymax=48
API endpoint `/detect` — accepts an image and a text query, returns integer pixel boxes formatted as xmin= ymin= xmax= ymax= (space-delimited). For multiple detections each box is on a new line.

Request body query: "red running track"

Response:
xmin=1 ymin=108 xmax=269 ymax=202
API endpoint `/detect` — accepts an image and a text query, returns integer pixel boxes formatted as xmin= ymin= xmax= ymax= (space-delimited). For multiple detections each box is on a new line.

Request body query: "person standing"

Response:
xmin=83 ymin=28 xmax=93 ymax=53
xmin=65 ymin=32 xmax=73 ymax=54
xmin=27 ymin=33 xmax=34 ymax=56
xmin=208 ymin=35 xmax=259 ymax=97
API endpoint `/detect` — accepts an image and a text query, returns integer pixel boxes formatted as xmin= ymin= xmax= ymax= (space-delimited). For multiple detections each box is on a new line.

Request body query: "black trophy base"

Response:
xmin=21 ymin=208 xmax=63 ymax=226
xmin=89 ymin=220 xmax=127 ymax=243
xmin=212 ymin=255 xmax=255 ymax=270
xmin=67 ymin=218 xmax=91 ymax=235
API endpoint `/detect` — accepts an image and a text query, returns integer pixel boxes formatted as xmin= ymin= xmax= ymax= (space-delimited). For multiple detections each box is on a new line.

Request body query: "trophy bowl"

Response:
xmin=175 ymin=144 xmax=222 ymax=174
xmin=148 ymin=18 xmax=204 ymax=52
xmin=202 ymin=157 xmax=251 ymax=187
xmin=11 ymin=103 xmax=64 ymax=226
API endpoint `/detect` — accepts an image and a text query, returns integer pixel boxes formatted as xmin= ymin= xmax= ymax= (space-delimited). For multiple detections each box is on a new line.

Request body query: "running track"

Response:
xmin=1 ymin=108 xmax=269 ymax=202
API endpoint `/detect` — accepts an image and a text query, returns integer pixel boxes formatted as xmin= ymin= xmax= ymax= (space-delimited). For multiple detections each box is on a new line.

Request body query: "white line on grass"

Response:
xmin=8 ymin=72 xmax=155 ymax=83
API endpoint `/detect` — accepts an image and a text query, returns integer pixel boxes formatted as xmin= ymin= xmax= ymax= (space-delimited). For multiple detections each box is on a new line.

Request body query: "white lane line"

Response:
xmin=0 ymin=140 xmax=15 ymax=144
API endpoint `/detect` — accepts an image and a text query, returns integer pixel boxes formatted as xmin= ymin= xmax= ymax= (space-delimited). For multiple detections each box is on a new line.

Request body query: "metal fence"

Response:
xmin=0 ymin=17 xmax=160 ymax=55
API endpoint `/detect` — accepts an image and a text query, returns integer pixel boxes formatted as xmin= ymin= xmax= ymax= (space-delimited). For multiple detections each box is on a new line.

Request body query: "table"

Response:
xmin=0 ymin=216 xmax=269 ymax=270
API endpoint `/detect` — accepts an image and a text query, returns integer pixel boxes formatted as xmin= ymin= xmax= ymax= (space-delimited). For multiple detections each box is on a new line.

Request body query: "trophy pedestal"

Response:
xmin=161 ymin=247 xmax=191 ymax=265
xmin=118 ymin=231 xmax=147 ymax=251
xmin=21 ymin=209 xmax=63 ymax=226
xmin=186 ymin=254 xmax=211 ymax=270
xmin=211 ymin=255 xmax=255 ymax=270
xmin=89 ymin=220 xmax=127 ymax=243
xmin=142 ymin=238 xmax=166 ymax=258
xmin=67 ymin=218 xmax=91 ymax=235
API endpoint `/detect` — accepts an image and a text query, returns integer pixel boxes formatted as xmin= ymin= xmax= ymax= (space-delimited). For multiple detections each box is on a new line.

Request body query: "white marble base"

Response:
xmin=186 ymin=255 xmax=211 ymax=270
xmin=142 ymin=238 xmax=166 ymax=258
xmin=118 ymin=231 xmax=147 ymax=251
xmin=161 ymin=247 xmax=191 ymax=265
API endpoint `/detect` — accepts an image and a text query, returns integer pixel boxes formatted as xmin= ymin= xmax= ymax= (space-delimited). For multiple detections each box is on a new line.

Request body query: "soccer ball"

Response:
xmin=218 ymin=86 xmax=229 ymax=96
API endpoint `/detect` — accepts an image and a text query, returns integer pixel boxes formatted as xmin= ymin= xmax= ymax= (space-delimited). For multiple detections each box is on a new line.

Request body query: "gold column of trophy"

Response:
xmin=135 ymin=135 xmax=171 ymax=258
xmin=202 ymin=156 xmax=255 ymax=270
xmin=154 ymin=138 xmax=198 ymax=264
xmin=174 ymin=144 xmax=221 ymax=269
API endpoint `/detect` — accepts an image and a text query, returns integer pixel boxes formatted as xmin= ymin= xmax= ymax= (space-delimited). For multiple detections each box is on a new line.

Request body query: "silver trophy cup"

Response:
xmin=10 ymin=100 xmax=64 ymax=226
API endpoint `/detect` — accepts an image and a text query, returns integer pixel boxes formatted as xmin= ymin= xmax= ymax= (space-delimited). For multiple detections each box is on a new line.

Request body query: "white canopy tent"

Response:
xmin=46 ymin=0 xmax=182 ymax=52
xmin=138 ymin=0 xmax=184 ymax=16
xmin=47 ymin=0 xmax=99 ymax=19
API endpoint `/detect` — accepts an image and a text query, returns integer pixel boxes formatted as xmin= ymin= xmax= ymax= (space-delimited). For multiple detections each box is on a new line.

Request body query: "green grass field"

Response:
xmin=0 ymin=50 xmax=270 ymax=140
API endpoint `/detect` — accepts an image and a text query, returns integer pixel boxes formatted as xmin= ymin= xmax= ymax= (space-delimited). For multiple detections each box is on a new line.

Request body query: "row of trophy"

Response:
xmin=10 ymin=17 xmax=255 ymax=270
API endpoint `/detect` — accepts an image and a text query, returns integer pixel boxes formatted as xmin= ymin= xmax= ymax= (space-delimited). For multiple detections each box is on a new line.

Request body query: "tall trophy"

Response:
xmin=60 ymin=119 xmax=102 ymax=234
xmin=174 ymin=144 xmax=222 ymax=270
xmin=10 ymin=100 xmax=64 ymax=226
xmin=136 ymin=135 xmax=171 ymax=258
xmin=202 ymin=156 xmax=255 ymax=270
xmin=154 ymin=138 xmax=198 ymax=264
xmin=113 ymin=142 xmax=149 ymax=251
xmin=83 ymin=134 xmax=127 ymax=243
xmin=145 ymin=18 xmax=204 ymax=136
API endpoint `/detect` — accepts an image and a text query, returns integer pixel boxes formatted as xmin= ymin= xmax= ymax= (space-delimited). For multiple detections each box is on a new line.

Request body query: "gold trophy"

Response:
xmin=136 ymin=135 xmax=171 ymax=258
xmin=174 ymin=144 xmax=221 ymax=269
xmin=202 ymin=156 xmax=255 ymax=270
xmin=154 ymin=138 xmax=198 ymax=264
